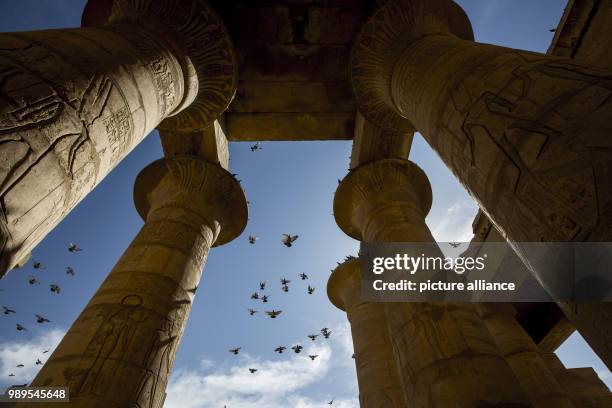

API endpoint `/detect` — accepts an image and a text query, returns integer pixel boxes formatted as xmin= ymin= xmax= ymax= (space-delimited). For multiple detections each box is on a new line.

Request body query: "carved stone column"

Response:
xmin=0 ymin=0 xmax=237 ymax=276
xmin=350 ymin=0 xmax=612 ymax=369
xmin=334 ymin=158 xmax=529 ymax=407
xmin=17 ymin=157 xmax=247 ymax=408
xmin=328 ymin=257 xmax=407 ymax=407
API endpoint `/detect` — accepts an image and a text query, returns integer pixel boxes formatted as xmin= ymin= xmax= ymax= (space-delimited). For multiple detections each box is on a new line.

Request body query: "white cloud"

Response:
xmin=429 ymin=201 xmax=478 ymax=243
xmin=0 ymin=328 xmax=65 ymax=386
xmin=166 ymin=335 xmax=358 ymax=408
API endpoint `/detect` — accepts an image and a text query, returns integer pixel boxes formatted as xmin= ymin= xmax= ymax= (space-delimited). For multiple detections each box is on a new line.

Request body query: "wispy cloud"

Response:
xmin=0 ymin=328 xmax=65 ymax=387
xmin=429 ymin=201 xmax=478 ymax=243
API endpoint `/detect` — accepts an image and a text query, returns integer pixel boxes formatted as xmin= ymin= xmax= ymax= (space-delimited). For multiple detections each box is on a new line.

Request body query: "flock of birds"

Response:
xmin=1 ymin=243 xmax=82 ymax=385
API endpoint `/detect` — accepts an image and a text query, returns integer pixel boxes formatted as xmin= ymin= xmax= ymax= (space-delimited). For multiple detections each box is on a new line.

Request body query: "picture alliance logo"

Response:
xmin=372 ymin=253 xmax=488 ymax=275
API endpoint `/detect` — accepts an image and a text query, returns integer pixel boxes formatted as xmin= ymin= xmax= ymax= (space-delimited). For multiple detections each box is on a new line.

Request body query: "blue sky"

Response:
xmin=0 ymin=1 xmax=609 ymax=406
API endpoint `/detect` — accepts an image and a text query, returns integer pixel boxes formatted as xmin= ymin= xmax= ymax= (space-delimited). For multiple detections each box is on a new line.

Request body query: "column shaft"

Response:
xmin=17 ymin=157 xmax=247 ymax=407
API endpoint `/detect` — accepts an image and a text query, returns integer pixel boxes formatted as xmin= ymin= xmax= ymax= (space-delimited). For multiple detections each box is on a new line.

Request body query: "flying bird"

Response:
xmin=328 ymin=400 xmax=334 ymax=405
xmin=248 ymin=235 xmax=260 ymax=244
xmin=448 ymin=242 xmax=462 ymax=248
xmin=259 ymin=281 xmax=266 ymax=290
xmin=49 ymin=284 xmax=60 ymax=294
xmin=261 ymin=295 xmax=269 ymax=303
xmin=298 ymin=273 xmax=308 ymax=280
xmin=16 ymin=324 xmax=27 ymax=331
xmin=291 ymin=345 xmax=303 ymax=353
xmin=549 ymin=28 xmax=556 ymax=33
xmin=68 ymin=243 xmax=82 ymax=252
xmin=251 ymin=292 xmax=259 ymax=300
xmin=321 ymin=328 xmax=331 ymax=339
xmin=281 ymin=234 xmax=298 ymax=247
xmin=307 ymin=286 xmax=315 ymax=294
xmin=308 ymin=355 xmax=318 ymax=361
xmin=8 ymin=373 xmax=14 ymax=377
xmin=248 ymin=308 xmax=258 ymax=316
xmin=307 ymin=334 xmax=318 ymax=341
xmin=32 ymin=261 xmax=45 ymax=270
xmin=65 ymin=267 xmax=75 ymax=276
xmin=274 ymin=346 xmax=286 ymax=354
xmin=266 ymin=310 xmax=282 ymax=318
xmin=16 ymin=364 xmax=24 ymax=368
xmin=280 ymin=278 xmax=291 ymax=286
xmin=42 ymin=349 xmax=49 ymax=354
xmin=250 ymin=142 xmax=262 ymax=152
xmin=248 ymin=368 xmax=257 ymax=374
xmin=35 ymin=359 xmax=42 ymax=365
xmin=3 ymin=306 xmax=16 ymax=315
xmin=35 ymin=314 xmax=50 ymax=324
xmin=229 ymin=347 xmax=241 ymax=355
xmin=28 ymin=276 xmax=40 ymax=285
xmin=281 ymin=285 xmax=289 ymax=293
xmin=352 ymin=353 xmax=356 ymax=359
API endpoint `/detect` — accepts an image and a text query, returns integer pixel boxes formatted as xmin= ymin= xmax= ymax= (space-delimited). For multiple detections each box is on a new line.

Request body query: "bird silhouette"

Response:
xmin=261 ymin=295 xmax=269 ymax=303
xmin=8 ymin=373 xmax=14 ymax=377
xmin=308 ymin=355 xmax=318 ymax=361
xmin=281 ymin=234 xmax=298 ymax=247
xmin=448 ymin=242 xmax=461 ymax=248
xmin=281 ymin=285 xmax=289 ymax=293
xmin=42 ymin=349 xmax=49 ymax=354
xmin=250 ymin=142 xmax=262 ymax=152
xmin=248 ymin=309 xmax=258 ymax=316
xmin=274 ymin=346 xmax=286 ymax=354
xmin=352 ymin=353 xmax=356 ymax=359
xmin=16 ymin=324 xmax=26 ymax=331
xmin=68 ymin=243 xmax=82 ymax=252
xmin=35 ymin=359 xmax=42 ymax=365
xmin=32 ymin=261 xmax=45 ymax=270
xmin=265 ymin=310 xmax=282 ymax=318
xmin=321 ymin=328 xmax=331 ymax=339
xmin=307 ymin=334 xmax=318 ymax=341
xmin=49 ymin=284 xmax=60 ymax=294
xmin=549 ymin=28 xmax=556 ymax=32
xmin=291 ymin=345 xmax=303 ymax=353
xmin=307 ymin=286 xmax=315 ymax=294
xmin=28 ymin=276 xmax=40 ymax=285
xmin=248 ymin=235 xmax=260 ymax=244
xmin=298 ymin=273 xmax=308 ymax=280
xmin=65 ymin=267 xmax=75 ymax=276
xmin=280 ymin=278 xmax=291 ymax=286
xmin=248 ymin=368 xmax=257 ymax=374
xmin=259 ymin=281 xmax=266 ymax=290
xmin=229 ymin=347 xmax=241 ymax=355
xmin=35 ymin=314 xmax=50 ymax=324
xmin=16 ymin=364 xmax=24 ymax=368
xmin=3 ymin=306 xmax=16 ymax=315
xmin=328 ymin=400 xmax=334 ymax=405
xmin=251 ymin=292 xmax=259 ymax=300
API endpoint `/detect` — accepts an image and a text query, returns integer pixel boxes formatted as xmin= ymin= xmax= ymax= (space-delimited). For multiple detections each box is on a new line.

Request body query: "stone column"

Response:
xmin=350 ymin=0 xmax=612 ymax=369
xmin=334 ymin=158 xmax=529 ymax=407
xmin=0 ymin=0 xmax=237 ymax=277
xmin=328 ymin=257 xmax=407 ymax=407
xmin=17 ymin=156 xmax=247 ymax=408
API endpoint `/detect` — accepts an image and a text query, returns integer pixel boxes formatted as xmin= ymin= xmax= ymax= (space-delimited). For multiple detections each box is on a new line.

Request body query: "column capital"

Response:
xmin=82 ymin=0 xmax=237 ymax=132
xmin=327 ymin=257 xmax=361 ymax=312
xmin=350 ymin=0 xmax=472 ymax=131
xmin=133 ymin=156 xmax=247 ymax=246
xmin=334 ymin=158 xmax=432 ymax=241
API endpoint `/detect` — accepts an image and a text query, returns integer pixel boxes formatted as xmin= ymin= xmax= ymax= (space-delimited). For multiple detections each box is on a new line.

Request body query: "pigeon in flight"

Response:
xmin=448 ymin=242 xmax=462 ymax=248
xmin=549 ymin=28 xmax=556 ymax=33
xmin=68 ymin=243 xmax=82 ymax=252
xmin=259 ymin=281 xmax=266 ymax=290
xmin=352 ymin=353 xmax=356 ymax=359
xmin=49 ymin=284 xmax=60 ymax=294
xmin=261 ymin=295 xmax=269 ymax=303
xmin=248 ymin=309 xmax=258 ymax=316
xmin=32 ymin=261 xmax=45 ymax=270
xmin=35 ymin=314 xmax=50 ymax=324
xmin=274 ymin=346 xmax=286 ymax=354
xmin=280 ymin=278 xmax=291 ymax=286
xmin=8 ymin=373 xmax=14 ymax=377
xmin=28 ymin=276 xmax=40 ymax=285
xmin=250 ymin=142 xmax=262 ymax=152
xmin=251 ymin=292 xmax=260 ymax=300
xmin=229 ymin=347 xmax=241 ymax=355
xmin=248 ymin=235 xmax=260 ymax=244
xmin=65 ymin=267 xmax=75 ymax=276
xmin=42 ymin=349 xmax=49 ymax=354
xmin=265 ymin=310 xmax=282 ymax=318
xmin=35 ymin=359 xmax=42 ymax=365
xmin=308 ymin=355 xmax=318 ymax=361
xmin=321 ymin=328 xmax=331 ymax=339
xmin=281 ymin=234 xmax=298 ymax=247
xmin=307 ymin=286 xmax=315 ymax=294
xmin=291 ymin=345 xmax=303 ymax=354
xmin=328 ymin=400 xmax=334 ymax=405
xmin=307 ymin=334 xmax=318 ymax=342
xmin=281 ymin=285 xmax=289 ymax=293
xmin=16 ymin=364 xmax=24 ymax=368
xmin=16 ymin=324 xmax=27 ymax=331
xmin=298 ymin=273 xmax=308 ymax=280
xmin=249 ymin=368 xmax=258 ymax=374
xmin=3 ymin=306 xmax=16 ymax=315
